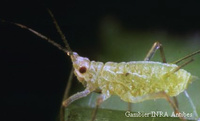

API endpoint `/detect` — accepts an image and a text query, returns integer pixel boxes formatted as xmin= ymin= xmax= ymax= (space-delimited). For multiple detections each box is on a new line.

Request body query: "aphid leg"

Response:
xmin=62 ymin=89 xmax=91 ymax=107
xmin=62 ymin=88 xmax=91 ymax=121
xmin=91 ymin=94 xmax=109 ymax=121
xmin=62 ymin=68 xmax=74 ymax=104
xmin=172 ymin=97 xmax=179 ymax=109
xmin=127 ymin=102 xmax=132 ymax=111
xmin=144 ymin=42 xmax=181 ymax=110
xmin=59 ymin=68 xmax=74 ymax=121
xmin=144 ymin=41 xmax=166 ymax=62
xmin=157 ymin=92 xmax=186 ymax=121
xmin=128 ymin=41 xmax=168 ymax=111
xmin=127 ymin=41 xmax=171 ymax=111
xmin=136 ymin=91 xmax=186 ymax=121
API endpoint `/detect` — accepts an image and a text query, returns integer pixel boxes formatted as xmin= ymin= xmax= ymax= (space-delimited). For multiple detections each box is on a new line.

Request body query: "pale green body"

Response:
xmin=72 ymin=52 xmax=192 ymax=103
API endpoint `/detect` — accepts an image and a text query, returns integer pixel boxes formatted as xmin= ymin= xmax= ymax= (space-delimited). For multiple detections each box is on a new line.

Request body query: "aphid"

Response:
xmin=1 ymin=9 xmax=200 ymax=121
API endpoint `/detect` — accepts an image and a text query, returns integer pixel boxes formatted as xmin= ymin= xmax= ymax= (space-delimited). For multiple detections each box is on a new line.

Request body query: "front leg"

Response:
xmin=91 ymin=94 xmax=110 ymax=121
xmin=62 ymin=89 xmax=91 ymax=107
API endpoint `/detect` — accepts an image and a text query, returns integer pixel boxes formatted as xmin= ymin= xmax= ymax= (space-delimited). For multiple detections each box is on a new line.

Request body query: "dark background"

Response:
xmin=1 ymin=0 xmax=200 ymax=121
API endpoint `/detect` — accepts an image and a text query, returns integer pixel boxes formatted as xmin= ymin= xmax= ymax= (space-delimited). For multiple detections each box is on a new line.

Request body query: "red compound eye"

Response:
xmin=79 ymin=66 xmax=87 ymax=73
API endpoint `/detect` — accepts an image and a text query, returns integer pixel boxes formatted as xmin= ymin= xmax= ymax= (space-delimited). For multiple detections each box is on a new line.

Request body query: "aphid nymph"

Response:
xmin=1 ymin=9 xmax=200 ymax=121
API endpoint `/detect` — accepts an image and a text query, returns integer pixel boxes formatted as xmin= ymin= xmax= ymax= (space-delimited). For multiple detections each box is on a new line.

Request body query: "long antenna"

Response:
xmin=0 ymin=18 xmax=73 ymax=56
xmin=47 ymin=9 xmax=72 ymax=53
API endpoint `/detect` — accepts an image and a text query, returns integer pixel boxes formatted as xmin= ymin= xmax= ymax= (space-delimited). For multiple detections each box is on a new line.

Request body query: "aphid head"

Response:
xmin=71 ymin=52 xmax=90 ymax=85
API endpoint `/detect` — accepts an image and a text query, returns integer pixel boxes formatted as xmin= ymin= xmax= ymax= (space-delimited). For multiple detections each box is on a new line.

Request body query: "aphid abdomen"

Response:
xmin=99 ymin=61 xmax=192 ymax=103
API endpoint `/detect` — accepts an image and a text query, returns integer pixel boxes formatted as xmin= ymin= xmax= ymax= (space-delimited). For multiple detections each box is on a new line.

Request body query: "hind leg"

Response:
xmin=131 ymin=91 xmax=186 ymax=121
xmin=128 ymin=42 xmax=172 ymax=111
xmin=144 ymin=41 xmax=166 ymax=62
xmin=144 ymin=41 xmax=179 ymax=109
